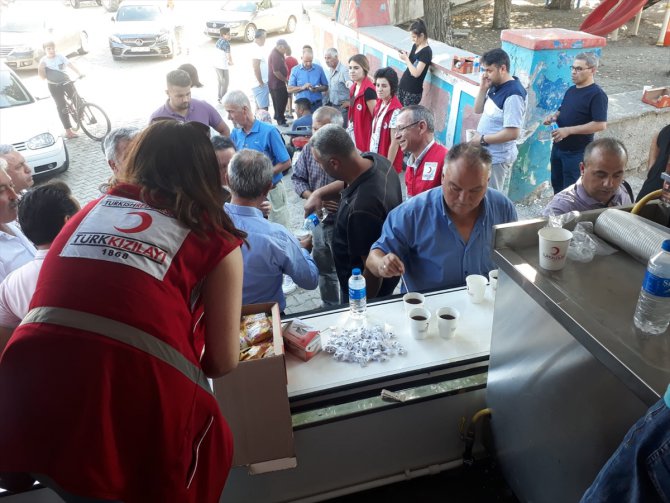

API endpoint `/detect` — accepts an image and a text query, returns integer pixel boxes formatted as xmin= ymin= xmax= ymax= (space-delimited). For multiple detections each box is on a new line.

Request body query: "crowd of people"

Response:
xmin=0 ymin=16 xmax=668 ymax=503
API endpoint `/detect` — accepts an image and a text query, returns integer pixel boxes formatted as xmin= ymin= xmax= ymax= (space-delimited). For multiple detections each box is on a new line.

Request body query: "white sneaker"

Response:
xmin=282 ymin=275 xmax=297 ymax=295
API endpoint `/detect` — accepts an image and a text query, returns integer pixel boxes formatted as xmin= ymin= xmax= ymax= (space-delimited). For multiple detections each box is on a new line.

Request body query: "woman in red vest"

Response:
xmin=0 ymin=121 xmax=246 ymax=503
xmin=370 ymin=67 xmax=403 ymax=173
xmin=347 ymin=54 xmax=376 ymax=152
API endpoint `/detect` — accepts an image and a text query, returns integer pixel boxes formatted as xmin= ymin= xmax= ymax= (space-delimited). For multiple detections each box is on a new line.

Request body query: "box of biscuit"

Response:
xmin=282 ymin=319 xmax=322 ymax=362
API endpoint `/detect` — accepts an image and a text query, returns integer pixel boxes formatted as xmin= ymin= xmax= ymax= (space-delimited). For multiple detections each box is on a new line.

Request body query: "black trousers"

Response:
xmin=48 ymin=82 xmax=76 ymax=130
xmin=270 ymin=86 xmax=289 ymax=124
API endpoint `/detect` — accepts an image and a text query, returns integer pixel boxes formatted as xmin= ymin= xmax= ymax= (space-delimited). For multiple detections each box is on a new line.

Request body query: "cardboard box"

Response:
xmin=642 ymin=87 xmax=670 ymax=109
xmin=283 ymin=319 xmax=322 ymax=361
xmin=213 ymin=303 xmax=296 ymax=474
xmin=452 ymin=56 xmax=474 ymax=74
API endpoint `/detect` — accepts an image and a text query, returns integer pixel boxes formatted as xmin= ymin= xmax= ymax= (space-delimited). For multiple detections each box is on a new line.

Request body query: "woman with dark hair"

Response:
xmin=347 ymin=53 xmax=377 ymax=152
xmin=398 ymin=19 xmax=432 ymax=106
xmin=0 ymin=121 xmax=246 ymax=503
xmin=371 ymin=67 xmax=403 ymax=173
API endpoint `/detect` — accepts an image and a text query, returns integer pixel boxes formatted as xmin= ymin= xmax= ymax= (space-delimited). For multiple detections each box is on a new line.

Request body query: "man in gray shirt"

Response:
xmin=472 ymin=48 xmax=526 ymax=195
xmin=543 ymin=138 xmax=631 ymax=217
xmin=323 ymin=48 xmax=351 ymax=127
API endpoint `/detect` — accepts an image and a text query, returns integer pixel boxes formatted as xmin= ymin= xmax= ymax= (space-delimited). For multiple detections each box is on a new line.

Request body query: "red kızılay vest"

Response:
xmin=349 ymin=77 xmax=375 ymax=152
xmin=0 ymin=184 xmax=241 ymax=503
xmin=372 ymin=95 xmax=404 ymax=173
xmin=405 ymin=142 xmax=448 ymax=197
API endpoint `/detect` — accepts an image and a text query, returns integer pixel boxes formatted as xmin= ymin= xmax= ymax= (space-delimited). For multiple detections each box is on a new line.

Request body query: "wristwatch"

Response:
xmin=480 ymin=135 xmax=489 ymax=147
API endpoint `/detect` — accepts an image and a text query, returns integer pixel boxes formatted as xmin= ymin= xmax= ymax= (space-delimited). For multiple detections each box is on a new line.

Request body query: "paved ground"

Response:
xmin=19 ymin=1 xmax=651 ymax=315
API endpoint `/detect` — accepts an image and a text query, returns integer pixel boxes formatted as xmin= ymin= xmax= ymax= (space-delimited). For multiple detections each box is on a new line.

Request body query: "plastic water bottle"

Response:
xmin=550 ymin=122 xmax=559 ymax=131
xmin=473 ymin=56 xmax=480 ymax=74
xmin=303 ymin=213 xmax=320 ymax=232
xmin=348 ymin=268 xmax=367 ymax=319
xmin=633 ymin=239 xmax=670 ymax=335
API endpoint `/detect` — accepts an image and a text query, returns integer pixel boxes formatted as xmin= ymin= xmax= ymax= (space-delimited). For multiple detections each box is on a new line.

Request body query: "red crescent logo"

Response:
xmin=114 ymin=211 xmax=152 ymax=234
xmin=551 ymin=246 xmax=560 ymax=256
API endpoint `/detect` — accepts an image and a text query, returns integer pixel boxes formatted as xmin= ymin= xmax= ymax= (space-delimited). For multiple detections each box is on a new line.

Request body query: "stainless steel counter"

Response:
xmin=488 ymin=204 xmax=670 ymax=503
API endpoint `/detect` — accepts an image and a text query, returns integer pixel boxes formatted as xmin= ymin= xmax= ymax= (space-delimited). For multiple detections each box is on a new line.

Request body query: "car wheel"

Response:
xmin=286 ymin=16 xmax=297 ymax=34
xmin=96 ymin=0 xmax=102 ymax=5
xmin=78 ymin=32 xmax=89 ymax=55
xmin=243 ymin=23 xmax=256 ymax=43
xmin=69 ymin=0 xmax=80 ymax=8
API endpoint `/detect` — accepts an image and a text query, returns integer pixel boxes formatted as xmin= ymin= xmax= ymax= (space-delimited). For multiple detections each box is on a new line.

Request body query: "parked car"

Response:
xmin=0 ymin=63 xmax=69 ymax=177
xmin=109 ymin=1 xmax=176 ymax=59
xmin=0 ymin=10 xmax=89 ymax=71
xmin=204 ymin=0 xmax=301 ymax=43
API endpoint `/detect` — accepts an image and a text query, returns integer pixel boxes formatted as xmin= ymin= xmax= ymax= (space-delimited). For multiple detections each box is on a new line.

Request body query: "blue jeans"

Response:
xmin=550 ymin=146 xmax=584 ymax=194
xmin=580 ymin=399 xmax=670 ymax=503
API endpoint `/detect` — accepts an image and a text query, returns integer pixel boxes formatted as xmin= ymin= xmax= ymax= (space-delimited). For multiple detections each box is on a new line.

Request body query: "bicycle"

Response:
xmin=57 ymin=77 xmax=111 ymax=141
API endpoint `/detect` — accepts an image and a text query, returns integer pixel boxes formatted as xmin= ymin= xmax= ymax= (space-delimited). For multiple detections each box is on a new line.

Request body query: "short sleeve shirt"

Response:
xmin=251 ymin=43 xmax=269 ymax=84
xmin=399 ymin=45 xmax=432 ymax=94
xmin=289 ymin=64 xmax=329 ymax=103
xmin=214 ymin=38 xmax=230 ymax=70
xmin=149 ymin=99 xmax=223 ymax=130
xmin=556 ymin=83 xmax=608 ymax=152
xmin=476 ymin=77 xmax=527 ymax=164
xmin=230 ymin=120 xmax=290 ymax=184
xmin=40 ymin=54 xmax=68 ymax=72
xmin=268 ymin=47 xmax=287 ymax=89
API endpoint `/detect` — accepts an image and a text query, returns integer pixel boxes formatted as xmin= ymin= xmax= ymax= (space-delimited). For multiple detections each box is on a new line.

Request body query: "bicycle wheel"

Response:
xmin=78 ymin=103 xmax=111 ymax=141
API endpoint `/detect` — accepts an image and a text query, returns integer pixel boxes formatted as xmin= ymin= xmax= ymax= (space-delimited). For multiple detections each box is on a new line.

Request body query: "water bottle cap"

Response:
xmin=352 ymin=268 xmax=361 ymax=275
xmin=662 ymin=240 xmax=670 ymax=252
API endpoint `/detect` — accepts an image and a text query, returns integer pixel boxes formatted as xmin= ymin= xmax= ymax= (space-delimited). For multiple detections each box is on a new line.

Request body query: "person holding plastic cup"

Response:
xmin=366 ymin=143 xmax=517 ymax=294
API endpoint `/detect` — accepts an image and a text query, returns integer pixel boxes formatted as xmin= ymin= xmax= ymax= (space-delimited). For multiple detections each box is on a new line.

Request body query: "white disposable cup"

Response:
xmin=408 ymin=307 xmax=431 ymax=340
xmin=437 ymin=307 xmax=460 ymax=339
xmin=466 ymin=275 xmax=487 ymax=303
xmin=465 ymin=129 xmax=476 ymax=142
xmin=538 ymin=227 xmax=573 ymax=271
xmin=403 ymin=292 xmax=425 ymax=313
xmin=489 ymin=269 xmax=499 ymax=291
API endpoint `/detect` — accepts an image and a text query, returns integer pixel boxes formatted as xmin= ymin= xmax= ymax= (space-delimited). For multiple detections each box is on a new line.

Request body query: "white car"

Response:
xmin=0 ymin=63 xmax=69 ymax=177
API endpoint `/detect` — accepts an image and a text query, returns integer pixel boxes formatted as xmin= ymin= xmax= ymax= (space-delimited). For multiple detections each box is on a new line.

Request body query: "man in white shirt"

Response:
xmin=0 ymin=144 xmax=34 ymax=193
xmin=251 ymin=29 xmax=270 ymax=111
xmin=0 ymin=181 xmax=79 ymax=353
xmin=0 ymin=160 xmax=35 ymax=283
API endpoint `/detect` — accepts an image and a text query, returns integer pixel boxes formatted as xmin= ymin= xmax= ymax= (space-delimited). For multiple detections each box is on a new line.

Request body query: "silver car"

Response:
xmin=109 ymin=1 xmax=176 ymax=59
xmin=0 ymin=11 xmax=89 ymax=71
xmin=204 ymin=0 xmax=301 ymax=43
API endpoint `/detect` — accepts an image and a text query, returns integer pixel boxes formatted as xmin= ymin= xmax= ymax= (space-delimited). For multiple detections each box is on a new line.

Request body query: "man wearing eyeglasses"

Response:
xmin=544 ymin=52 xmax=608 ymax=194
xmin=395 ymin=105 xmax=448 ymax=198
xmin=366 ymin=143 xmax=517 ymax=294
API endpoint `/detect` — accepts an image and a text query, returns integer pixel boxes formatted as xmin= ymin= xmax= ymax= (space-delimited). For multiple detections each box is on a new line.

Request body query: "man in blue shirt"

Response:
xmin=366 ymin=143 xmax=518 ymax=293
xmin=291 ymin=98 xmax=313 ymax=131
xmin=472 ymin=48 xmax=526 ymax=196
xmin=224 ymin=149 xmax=318 ymax=312
xmin=287 ymin=46 xmax=328 ymax=112
xmin=223 ymin=90 xmax=292 ymax=228
xmin=544 ymin=52 xmax=608 ymax=194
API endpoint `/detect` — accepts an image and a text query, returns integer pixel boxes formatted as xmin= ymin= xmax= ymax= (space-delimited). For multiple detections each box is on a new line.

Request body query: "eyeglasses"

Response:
xmin=396 ymin=120 xmax=421 ymax=134
xmin=571 ymin=66 xmax=593 ymax=72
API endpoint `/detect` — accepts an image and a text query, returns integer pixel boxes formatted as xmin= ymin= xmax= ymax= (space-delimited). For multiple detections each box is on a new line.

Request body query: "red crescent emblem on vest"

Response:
xmin=356 ymin=103 xmax=362 ymax=111
xmin=114 ymin=211 xmax=153 ymax=234
xmin=551 ymin=246 xmax=560 ymax=256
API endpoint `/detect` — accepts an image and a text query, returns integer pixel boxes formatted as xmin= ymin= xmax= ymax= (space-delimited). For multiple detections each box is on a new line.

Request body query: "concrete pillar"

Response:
xmin=501 ymin=28 xmax=606 ymax=202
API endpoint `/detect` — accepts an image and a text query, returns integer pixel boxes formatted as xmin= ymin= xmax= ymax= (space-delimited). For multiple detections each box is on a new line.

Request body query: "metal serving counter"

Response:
xmin=488 ymin=204 xmax=670 ymax=503
xmin=222 ymin=287 xmax=495 ymax=502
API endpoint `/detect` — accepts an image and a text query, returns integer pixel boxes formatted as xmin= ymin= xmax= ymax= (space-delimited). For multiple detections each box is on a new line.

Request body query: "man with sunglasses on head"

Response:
xmin=544 ymin=52 xmax=608 ymax=194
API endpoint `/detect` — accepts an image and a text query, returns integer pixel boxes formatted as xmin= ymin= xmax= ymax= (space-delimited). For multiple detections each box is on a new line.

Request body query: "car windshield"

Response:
xmin=0 ymin=17 xmax=44 ymax=32
xmin=0 ymin=70 xmax=33 ymax=109
xmin=221 ymin=1 xmax=257 ymax=12
xmin=116 ymin=5 xmax=162 ymax=22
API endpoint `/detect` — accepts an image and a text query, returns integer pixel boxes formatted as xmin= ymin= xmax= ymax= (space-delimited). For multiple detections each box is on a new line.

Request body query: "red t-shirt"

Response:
xmin=0 ymin=184 xmax=241 ymax=502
